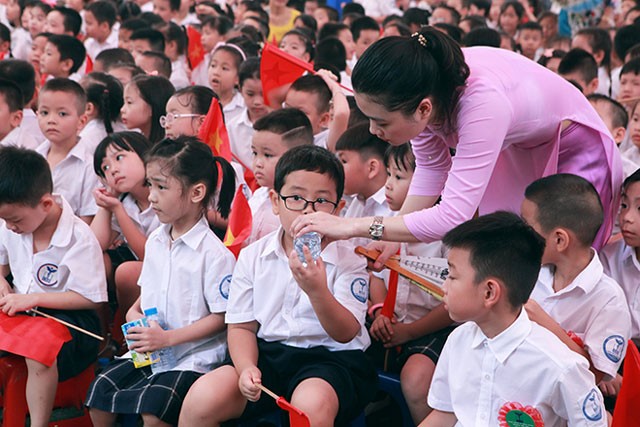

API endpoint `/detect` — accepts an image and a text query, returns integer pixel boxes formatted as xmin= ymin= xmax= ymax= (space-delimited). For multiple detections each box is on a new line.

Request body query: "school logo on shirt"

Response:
xmin=582 ymin=389 xmax=603 ymax=421
xmin=603 ymin=335 xmax=625 ymax=363
xmin=36 ymin=263 xmax=58 ymax=287
xmin=498 ymin=402 xmax=543 ymax=427
xmin=219 ymin=275 xmax=231 ymax=300
xmin=350 ymin=278 xmax=368 ymax=303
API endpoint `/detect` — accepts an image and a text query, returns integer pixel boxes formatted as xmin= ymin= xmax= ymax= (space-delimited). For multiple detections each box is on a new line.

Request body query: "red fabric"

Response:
xmin=260 ymin=43 xmax=314 ymax=107
xmin=197 ymin=97 xmax=232 ymax=161
xmin=223 ymin=185 xmax=253 ymax=258
xmin=85 ymin=54 xmax=93 ymax=73
xmin=276 ymin=396 xmax=310 ymax=427
xmin=612 ymin=341 xmax=640 ymax=427
xmin=186 ymin=26 xmax=205 ymax=70
xmin=0 ymin=312 xmax=71 ymax=367
xmin=243 ymin=168 xmax=260 ymax=193
xmin=381 ymin=250 xmax=401 ymax=319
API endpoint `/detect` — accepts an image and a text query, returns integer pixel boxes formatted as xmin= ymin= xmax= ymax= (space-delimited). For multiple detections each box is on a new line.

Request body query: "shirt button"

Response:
xmin=484 ymin=375 xmax=490 ymax=380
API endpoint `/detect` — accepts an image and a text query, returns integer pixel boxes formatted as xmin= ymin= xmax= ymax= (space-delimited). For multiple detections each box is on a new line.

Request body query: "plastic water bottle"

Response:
xmin=144 ymin=307 xmax=177 ymax=374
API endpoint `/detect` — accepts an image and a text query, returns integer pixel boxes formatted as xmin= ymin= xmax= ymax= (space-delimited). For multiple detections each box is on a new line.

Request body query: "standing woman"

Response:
xmin=292 ymin=27 xmax=621 ymax=257
xmin=268 ymin=0 xmax=300 ymax=45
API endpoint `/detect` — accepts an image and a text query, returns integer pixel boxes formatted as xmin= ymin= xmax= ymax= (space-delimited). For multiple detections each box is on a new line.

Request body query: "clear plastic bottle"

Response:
xmin=144 ymin=307 xmax=177 ymax=374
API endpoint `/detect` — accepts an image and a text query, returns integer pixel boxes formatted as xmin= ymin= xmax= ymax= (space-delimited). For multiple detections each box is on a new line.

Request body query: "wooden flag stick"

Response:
xmin=618 ymin=96 xmax=640 ymax=105
xmin=30 ymin=308 xmax=104 ymax=341
xmin=256 ymin=383 xmax=279 ymax=400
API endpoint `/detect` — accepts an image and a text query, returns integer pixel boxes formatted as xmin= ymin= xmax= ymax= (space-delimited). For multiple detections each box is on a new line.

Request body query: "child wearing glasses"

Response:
xmin=161 ymin=86 xmax=214 ymax=139
xmin=179 ymin=145 xmax=377 ymax=427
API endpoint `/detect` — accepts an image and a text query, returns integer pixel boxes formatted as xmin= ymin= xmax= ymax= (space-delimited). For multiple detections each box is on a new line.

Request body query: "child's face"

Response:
xmin=539 ymin=16 xmax=557 ymax=42
xmin=313 ymin=8 xmax=329 ymax=29
xmin=84 ymin=10 xmax=105 ymax=40
xmin=40 ymin=42 xmax=67 ymax=77
xmin=163 ymin=94 xmax=202 ymax=138
xmin=628 ymin=104 xmax=640 ymax=148
xmin=337 ymin=150 xmax=367 ymax=196
xmin=499 ymin=5 xmax=519 ymax=35
xmin=279 ymin=35 xmax=310 ymax=62
xmin=100 ymin=144 xmax=146 ymax=194
xmin=45 ymin=10 xmax=66 ymax=35
xmin=618 ymin=72 xmax=640 ymax=101
xmin=355 ymin=29 xmax=379 ymax=59
xmin=520 ymin=198 xmax=552 ymax=264
xmin=37 ymin=90 xmax=85 ymax=145
xmin=251 ymin=130 xmax=289 ymax=188
xmin=153 ymin=0 xmax=175 ymax=23
xmin=0 ymin=199 xmax=49 ymax=235
xmin=108 ymin=66 xmax=134 ymax=86
xmin=130 ymin=39 xmax=154 ymax=59
xmin=146 ymin=160 xmax=191 ymax=224
xmin=121 ymin=83 xmax=152 ymax=131
xmin=620 ymin=181 xmax=640 ymax=249
xmin=284 ymin=90 xmax=327 ymax=135
xmin=118 ymin=29 xmax=133 ymax=50
xmin=269 ymin=169 xmax=342 ymax=239
xmin=6 ymin=0 xmax=21 ymax=24
xmin=28 ymin=35 xmax=47 ymax=70
xmin=442 ymin=247 xmax=486 ymax=323
xmin=201 ymin=25 xmax=222 ymax=53
xmin=337 ymin=29 xmax=356 ymax=60
xmin=28 ymin=6 xmax=47 ymax=37
xmin=0 ymin=94 xmax=22 ymax=140
xmin=21 ymin=5 xmax=31 ymax=28
xmin=240 ymin=77 xmax=270 ymax=122
xmin=208 ymin=49 xmax=239 ymax=98
xmin=385 ymin=159 xmax=413 ymax=211
xmin=518 ymin=29 xmax=542 ymax=59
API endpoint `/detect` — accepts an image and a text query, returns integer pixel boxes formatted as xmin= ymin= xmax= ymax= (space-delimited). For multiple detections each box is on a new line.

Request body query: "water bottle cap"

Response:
xmin=143 ymin=307 xmax=159 ymax=316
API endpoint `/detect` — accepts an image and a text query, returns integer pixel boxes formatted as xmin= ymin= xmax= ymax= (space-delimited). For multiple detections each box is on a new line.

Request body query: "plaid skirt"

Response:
xmin=85 ymin=358 xmax=201 ymax=425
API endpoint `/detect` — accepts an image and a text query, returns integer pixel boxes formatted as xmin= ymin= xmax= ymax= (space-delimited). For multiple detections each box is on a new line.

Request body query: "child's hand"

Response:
xmin=289 ymin=246 xmax=327 ymax=297
xmin=0 ymin=293 xmax=38 ymax=316
xmin=93 ymin=188 xmax=122 ymax=212
xmin=0 ymin=281 xmax=12 ymax=298
xmin=599 ymin=374 xmax=622 ymax=396
xmin=382 ymin=322 xmax=412 ymax=348
xmin=238 ymin=366 xmax=262 ymax=402
xmin=125 ymin=321 xmax=170 ymax=352
xmin=370 ymin=314 xmax=396 ymax=343
xmin=524 ymin=299 xmax=548 ymax=325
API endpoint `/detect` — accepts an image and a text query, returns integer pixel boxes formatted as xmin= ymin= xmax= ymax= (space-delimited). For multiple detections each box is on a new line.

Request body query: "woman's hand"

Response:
xmin=290 ymin=212 xmax=353 ymax=241
xmin=365 ymin=241 xmax=401 ymax=271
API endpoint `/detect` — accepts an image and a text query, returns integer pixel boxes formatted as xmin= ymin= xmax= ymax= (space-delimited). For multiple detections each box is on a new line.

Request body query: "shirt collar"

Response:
xmin=49 ymin=194 xmax=75 ymax=248
xmin=620 ymin=242 xmax=640 ymax=270
xmin=471 ymin=309 xmax=532 ymax=364
xmin=154 ymin=216 xmax=209 ymax=250
xmin=537 ymin=249 xmax=603 ymax=295
xmin=224 ymin=91 xmax=243 ymax=112
xmin=358 ymin=185 xmax=387 ymax=206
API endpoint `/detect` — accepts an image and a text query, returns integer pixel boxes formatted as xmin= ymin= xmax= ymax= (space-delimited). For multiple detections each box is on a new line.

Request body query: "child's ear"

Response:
xmin=367 ymin=157 xmax=383 ymax=179
xmin=190 ymin=182 xmax=206 ymax=204
xmin=85 ymin=102 xmax=95 ymax=117
xmin=333 ymin=198 xmax=346 ymax=216
xmin=60 ymin=58 xmax=73 ymax=75
xmin=77 ymin=111 xmax=88 ymax=132
xmin=415 ymin=97 xmax=433 ymax=122
xmin=481 ymin=278 xmax=502 ymax=308
xmin=592 ymin=49 xmax=605 ymax=65
xmin=613 ymin=126 xmax=626 ymax=145
xmin=9 ymin=109 xmax=22 ymax=129
xmin=319 ymin=110 xmax=331 ymax=129
xmin=587 ymin=78 xmax=599 ymax=95
xmin=269 ymin=188 xmax=281 ymax=216
xmin=552 ymin=228 xmax=570 ymax=252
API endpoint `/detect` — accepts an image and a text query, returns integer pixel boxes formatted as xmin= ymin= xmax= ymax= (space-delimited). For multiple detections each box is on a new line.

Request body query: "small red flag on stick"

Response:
xmin=257 ymin=383 xmax=310 ymax=427
xmin=612 ymin=341 xmax=640 ymax=427
xmin=223 ymin=185 xmax=253 ymax=258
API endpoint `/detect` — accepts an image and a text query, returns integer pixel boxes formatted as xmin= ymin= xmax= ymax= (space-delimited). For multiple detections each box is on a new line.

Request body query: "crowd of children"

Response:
xmin=0 ymin=0 xmax=637 ymax=425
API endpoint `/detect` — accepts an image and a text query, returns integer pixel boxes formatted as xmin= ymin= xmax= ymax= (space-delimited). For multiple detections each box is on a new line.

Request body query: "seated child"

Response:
xmin=369 ymin=143 xmax=453 ymax=424
xmin=208 ymin=42 xmax=246 ymax=123
xmin=35 ymin=78 xmax=100 ymax=223
xmin=247 ymin=108 xmax=313 ymax=245
xmin=0 ymin=146 xmax=107 ymax=427
xmin=558 ymin=48 xmax=599 ymax=96
xmin=521 ymin=174 xmax=632 ymax=386
xmin=156 ymin=22 xmax=190 ymax=89
xmin=191 ymin=15 xmax=233 ymax=86
xmin=44 ymin=6 xmax=81 ymax=37
xmin=79 ymin=72 xmax=126 ymax=150
xmin=621 ymin=101 xmax=640 ymax=176
xmin=285 ymin=74 xmax=331 ymax=149
xmin=179 ymin=145 xmax=377 ymax=427
xmin=85 ymin=137 xmax=236 ymax=427
xmin=135 ymin=50 xmax=172 ymax=79
xmin=517 ymin=21 xmax=543 ymax=61
xmin=84 ymin=1 xmax=118 ymax=61
xmin=41 ymin=34 xmax=86 ymax=80
xmin=128 ymin=28 xmax=165 ymax=60
xmin=421 ymin=212 xmax=608 ymax=427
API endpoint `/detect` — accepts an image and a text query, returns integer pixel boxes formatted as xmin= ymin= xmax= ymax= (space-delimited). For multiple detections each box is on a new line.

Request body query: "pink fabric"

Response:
xmin=404 ymin=47 xmax=622 ymax=249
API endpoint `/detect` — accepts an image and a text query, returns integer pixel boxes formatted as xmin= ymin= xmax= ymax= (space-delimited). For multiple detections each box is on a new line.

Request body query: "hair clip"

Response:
xmin=412 ymin=32 xmax=428 ymax=48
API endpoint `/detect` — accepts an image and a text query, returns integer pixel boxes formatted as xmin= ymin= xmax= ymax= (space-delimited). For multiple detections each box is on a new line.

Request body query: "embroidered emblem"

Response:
xmin=582 ymin=389 xmax=603 ymax=421
xmin=219 ymin=274 xmax=232 ymax=300
xmin=498 ymin=402 xmax=544 ymax=427
xmin=36 ymin=263 xmax=58 ymax=287
xmin=350 ymin=278 xmax=368 ymax=303
xmin=603 ymin=335 xmax=625 ymax=363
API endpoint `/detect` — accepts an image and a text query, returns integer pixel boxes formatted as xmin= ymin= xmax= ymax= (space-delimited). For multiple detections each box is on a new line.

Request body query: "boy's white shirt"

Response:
xmin=1 ymin=123 xmax=38 ymax=150
xmin=0 ymin=194 xmax=107 ymax=303
xmin=530 ymin=251 xmax=632 ymax=381
xmin=226 ymin=227 xmax=371 ymax=351
xmin=313 ymin=128 xmax=329 ymax=149
xmin=428 ymin=309 xmax=607 ymax=427
xmin=79 ymin=119 xmax=127 ymax=152
xmin=139 ymin=216 xmax=234 ymax=373
xmin=10 ymin=27 xmax=31 ymax=60
xmin=600 ymin=239 xmax=640 ymax=344
xmin=246 ymin=186 xmax=279 ymax=246
xmin=222 ymin=91 xmax=246 ymax=124
xmin=20 ymin=109 xmax=46 ymax=147
xmin=227 ymin=107 xmax=254 ymax=171
xmin=170 ymin=55 xmax=190 ymax=90
xmin=35 ymin=137 xmax=100 ymax=217
xmin=84 ymin=24 xmax=119 ymax=61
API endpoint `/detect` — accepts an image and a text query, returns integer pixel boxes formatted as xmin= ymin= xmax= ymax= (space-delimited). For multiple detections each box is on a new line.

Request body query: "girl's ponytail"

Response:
xmin=99 ymin=88 xmax=114 ymax=134
xmin=83 ymin=72 xmax=124 ymax=135
xmin=212 ymin=156 xmax=236 ymax=220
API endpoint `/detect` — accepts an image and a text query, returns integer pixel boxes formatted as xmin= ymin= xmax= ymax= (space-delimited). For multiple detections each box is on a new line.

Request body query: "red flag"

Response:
xmin=381 ymin=249 xmax=401 ymax=319
xmin=223 ymin=185 xmax=253 ymax=258
xmin=0 ymin=312 xmax=71 ymax=367
xmin=84 ymin=54 xmax=93 ymax=73
xmin=260 ymin=43 xmax=314 ymax=107
xmin=197 ymin=97 xmax=232 ymax=161
xmin=276 ymin=396 xmax=311 ymax=427
xmin=186 ymin=26 xmax=205 ymax=70
xmin=612 ymin=341 xmax=640 ymax=426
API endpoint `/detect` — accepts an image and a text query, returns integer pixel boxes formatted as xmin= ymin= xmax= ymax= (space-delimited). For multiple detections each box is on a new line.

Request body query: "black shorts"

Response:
xmin=234 ymin=340 xmax=377 ymax=426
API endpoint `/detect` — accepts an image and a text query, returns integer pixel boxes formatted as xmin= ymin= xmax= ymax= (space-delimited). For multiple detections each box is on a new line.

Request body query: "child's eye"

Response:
xmin=395 ymin=174 xmax=402 ymax=180
xmin=251 ymin=150 xmax=257 ymax=157
xmin=143 ymin=180 xmax=151 ymax=187
xmin=116 ymin=154 xmax=123 ymax=161
xmin=102 ymin=164 xmax=110 ymax=172
xmin=59 ymin=111 xmax=67 ymax=117
xmin=264 ymin=153 xmax=273 ymax=158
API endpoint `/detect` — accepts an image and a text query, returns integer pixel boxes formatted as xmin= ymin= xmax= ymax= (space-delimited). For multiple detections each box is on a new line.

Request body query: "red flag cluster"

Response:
xmin=223 ymin=185 xmax=252 ymax=258
xmin=260 ymin=43 xmax=315 ymax=107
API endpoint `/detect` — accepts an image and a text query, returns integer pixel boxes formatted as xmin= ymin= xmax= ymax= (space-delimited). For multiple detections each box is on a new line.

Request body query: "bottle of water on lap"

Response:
xmin=144 ymin=307 xmax=177 ymax=374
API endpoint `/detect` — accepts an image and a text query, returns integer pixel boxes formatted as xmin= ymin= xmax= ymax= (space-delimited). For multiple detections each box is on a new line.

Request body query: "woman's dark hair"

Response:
xmin=94 ymin=131 xmax=152 ymax=178
xmin=145 ymin=136 xmax=236 ymax=218
xmin=82 ymin=72 xmax=124 ymax=134
xmin=172 ymin=85 xmax=217 ymax=115
xmin=352 ymin=26 xmax=469 ymax=128
xmin=129 ymin=74 xmax=175 ymax=144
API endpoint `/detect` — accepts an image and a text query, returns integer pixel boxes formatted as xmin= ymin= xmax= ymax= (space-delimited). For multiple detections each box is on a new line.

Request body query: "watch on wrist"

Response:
xmin=369 ymin=216 xmax=384 ymax=240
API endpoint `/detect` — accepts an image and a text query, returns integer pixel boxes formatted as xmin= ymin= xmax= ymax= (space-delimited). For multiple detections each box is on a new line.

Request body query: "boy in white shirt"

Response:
xmin=0 ymin=146 xmax=107 ymax=427
xmin=35 ymin=78 xmax=100 ymax=223
xmin=421 ymin=212 xmax=607 ymax=427
xmin=180 ymin=145 xmax=377 ymax=426
xmin=83 ymin=1 xmax=118 ymax=61
xmin=521 ymin=174 xmax=632 ymax=389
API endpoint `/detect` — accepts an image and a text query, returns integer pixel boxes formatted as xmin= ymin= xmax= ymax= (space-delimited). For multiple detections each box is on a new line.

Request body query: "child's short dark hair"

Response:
xmin=470 ymin=0 xmax=491 ymax=15
xmin=0 ymin=78 xmax=24 ymax=111
xmin=335 ymin=122 xmax=388 ymax=160
xmin=121 ymin=17 xmax=149 ymax=32
xmin=384 ymin=142 xmax=415 ymax=172
xmin=253 ymin=108 xmax=314 ymax=147
xmin=172 ymin=85 xmax=216 ymax=115
xmin=130 ymin=28 xmax=165 ymax=52
xmin=318 ymin=22 xmax=349 ymax=41
xmin=621 ymin=57 xmax=640 ymax=77
xmin=273 ymin=145 xmax=345 ymax=202
xmin=289 ymin=75 xmax=332 ymax=113
xmin=0 ymin=23 xmax=9 ymax=45
xmin=94 ymin=131 xmax=151 ymax=178
xmin=51 ymin=6 xmax=82 ymax=36
xmin=166 ymin=0 xmax=180 ymax=12
xmin=383 ymin=21 xmax=412 ymax=36
xmin=96 ymin=48 xmax=135 ymax=68
xmin=342 ymin=2 xmax=364 ymax=15
xmin=0 ymin=146 xmax=53 ymax=206
xmin=238 ymin=57 xmax=260 ymax=87
xmin=442 ymin=211 xmax=545 ymax=308
xmin=86 ymin=0 xmax=117 ymax=27
xmin=575 ymin=27 xmax=611 ymax=67
xmin=558 ymin=48 xmax=598 ymax=83
xmin=614 ymin=25 xmax=640 ymax=62
xmin=201 ymin=15 xmax=233 ymax=37
xmin=140 ymin=51 xmax=172 ymax=78
xmin=41 ymin=77 xmax=87 ymax=114
xmin=46 ymin=34 xmax=86 ymax=73
xmin=623 ymin=168 xmax=640 ymax=190
xmin=433 ymin=23 xmax=463 ymax=43
xmin=295 ymin=14 xmax=317 ymax=33
xmin=0 ymin=60 xmax=36 ymax=105
xmin=403 ymin=7 xmax=430 ymax=27
xmin=350 ymin=15 xmax=379 ymax=41
xmin=587 ymin=94 xmax=628 ymax=129
xmin=463 ymin=27 xmax=501 ymax=47
xmin=318 ymin=5 xmax=339 ymax=22
xmin=315 ymin=37 xmax=346 ymax=71
xmin=139 ymin=11 xmax=165 ymax=26
xmin=524 ymin=173 xmax=603 ymax=246
xmin=518 ymin=21 xmax=542 ymax=33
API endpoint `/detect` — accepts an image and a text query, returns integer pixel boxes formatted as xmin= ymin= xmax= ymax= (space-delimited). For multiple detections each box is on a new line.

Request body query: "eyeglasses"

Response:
xmin=159 ymin=113 xmax=200 ymax=128
xmin=279 ymin=194 xmax=338 ymax=213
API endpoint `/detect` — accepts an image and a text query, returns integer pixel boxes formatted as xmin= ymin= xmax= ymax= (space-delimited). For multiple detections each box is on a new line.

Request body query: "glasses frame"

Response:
xmin=159 ymin=113 xmax=201 ymax=128
xmin=278 ymin=194 xmax=339 ymax=213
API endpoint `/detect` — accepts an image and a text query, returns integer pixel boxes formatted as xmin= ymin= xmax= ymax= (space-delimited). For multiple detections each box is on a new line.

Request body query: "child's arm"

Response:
xmin=111 ymin=204 xmax=147 ymax=259
xmin=369 ymin=274 xmax=387 ymax=307
xmin=0 ymin=264 xmax=11 ymax=297
xmin=372 ymin=304 xmax=453 ymax=348
xmin=228 ymin=321 xmax=262 ymax=401
xmin=289 ymin=247 xmax=361 ymax=343
xmin=0 ymin=290 xmax=99 ymax=315
xmin=126 ymin=296 xmax=144 ymax=322
xmin=317 ymin=70 xmax=350 ymax=153
xmin=90 ymin=206 xmax=119 ymax=251
xmin=93 ymin=189 xmax=147 ymax=258
xmin=418 ymin=409 xmax=458 ymax=427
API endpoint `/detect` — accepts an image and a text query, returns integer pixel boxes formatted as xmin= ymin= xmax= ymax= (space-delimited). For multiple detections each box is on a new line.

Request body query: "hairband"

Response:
xmin=412 ymin=32 xmax=428 ymax=48
xmin=213 ymin=42 xmax=247 ymax=61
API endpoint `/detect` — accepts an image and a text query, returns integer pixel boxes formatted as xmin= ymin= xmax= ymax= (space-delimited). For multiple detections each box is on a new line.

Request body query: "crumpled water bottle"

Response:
xmin=294 ymin=232 xmax=322 ymax=264
xmin=144 ymin=307 xmax=177 ymax=374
